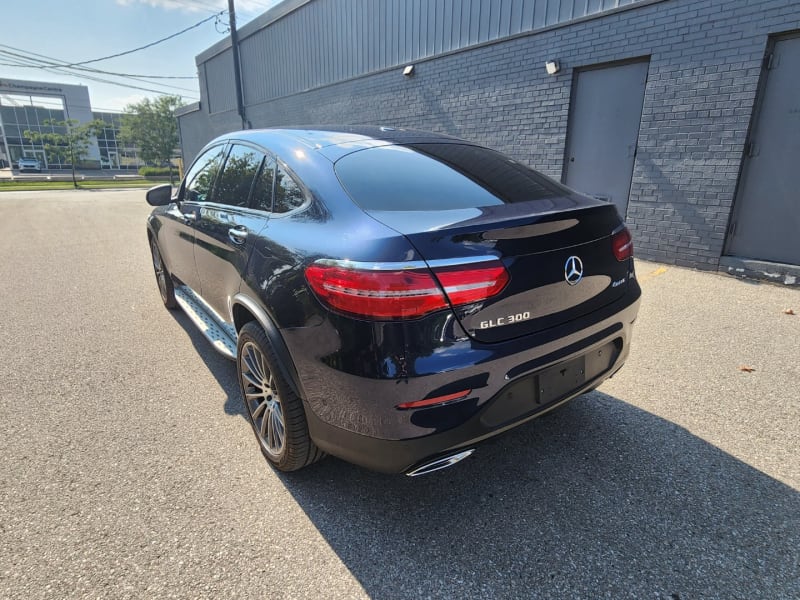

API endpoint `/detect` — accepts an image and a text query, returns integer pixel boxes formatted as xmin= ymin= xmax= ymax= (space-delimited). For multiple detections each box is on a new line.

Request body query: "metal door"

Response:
xmin=564 ymin=60 xmax=649 ymax=218
xmin=726 ymin=35 xmax=800 ymax=266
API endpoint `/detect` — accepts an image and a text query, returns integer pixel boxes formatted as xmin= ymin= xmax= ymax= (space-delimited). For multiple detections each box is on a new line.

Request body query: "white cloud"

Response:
xmin=115 ymin=0 xmax=281 ymax=14
xmin=106 ymin=93 xmax=148 ymax=111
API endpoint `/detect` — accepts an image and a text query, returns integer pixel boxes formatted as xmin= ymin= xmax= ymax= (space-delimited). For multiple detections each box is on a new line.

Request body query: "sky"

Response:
xmin=0 ymin=0 xmax=281 ymax=112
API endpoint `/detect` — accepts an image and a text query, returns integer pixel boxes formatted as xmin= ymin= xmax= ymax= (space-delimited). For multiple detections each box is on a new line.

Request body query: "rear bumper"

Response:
xmin=296 ymin=285 xmax=641 ymax=474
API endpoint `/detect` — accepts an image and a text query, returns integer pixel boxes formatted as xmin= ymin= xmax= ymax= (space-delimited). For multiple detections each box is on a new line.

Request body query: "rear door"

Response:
xmin=193 ymin=143 xmax=271 ymax=322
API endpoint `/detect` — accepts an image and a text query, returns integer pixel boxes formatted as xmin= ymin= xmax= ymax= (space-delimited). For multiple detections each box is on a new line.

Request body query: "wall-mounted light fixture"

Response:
xmin=403 ymin=64 xmax=415 ymax=77
xmin=545 ymin=60 xmax=560 ymax=75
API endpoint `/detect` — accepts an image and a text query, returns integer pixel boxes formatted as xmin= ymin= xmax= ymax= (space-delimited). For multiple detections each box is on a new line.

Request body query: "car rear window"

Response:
xmin=334 ymin=143 xmax=570 ymax=211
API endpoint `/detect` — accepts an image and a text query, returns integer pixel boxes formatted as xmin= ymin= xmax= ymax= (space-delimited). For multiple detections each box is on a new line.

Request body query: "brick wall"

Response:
xmin=182 ymin=0 xmax=800 ymax=269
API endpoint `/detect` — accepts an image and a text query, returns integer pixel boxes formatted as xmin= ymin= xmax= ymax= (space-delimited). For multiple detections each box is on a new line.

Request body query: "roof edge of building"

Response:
xmin=196 ymin=0 xmax=311 ymax=65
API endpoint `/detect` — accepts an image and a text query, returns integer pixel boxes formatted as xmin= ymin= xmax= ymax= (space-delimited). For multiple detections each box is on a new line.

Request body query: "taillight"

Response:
xmin=612 ymin=227 xmax=633 ymax=261
xmin=432 ymin=261 xmax=509 ymax=306
xmin=304 ymin=264 xmax=447 ymax=319
xmin=305 ymin=258 xmax=509 ymax=319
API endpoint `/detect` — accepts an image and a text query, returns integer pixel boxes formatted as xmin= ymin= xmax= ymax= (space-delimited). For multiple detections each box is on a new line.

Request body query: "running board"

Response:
xmin=174 ymin=285 xmax=237 ymax=360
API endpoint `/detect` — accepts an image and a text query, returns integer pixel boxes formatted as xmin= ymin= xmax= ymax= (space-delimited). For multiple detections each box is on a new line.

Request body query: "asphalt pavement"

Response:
xmin=1 ymin=190 xmax=798 ymax=599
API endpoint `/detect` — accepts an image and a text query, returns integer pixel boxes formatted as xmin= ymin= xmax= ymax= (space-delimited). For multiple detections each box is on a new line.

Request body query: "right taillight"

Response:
xmin=612 ymin=227 xmax=633 ymax=261
xmin=304 ymin=258 xmax=508 ymax=319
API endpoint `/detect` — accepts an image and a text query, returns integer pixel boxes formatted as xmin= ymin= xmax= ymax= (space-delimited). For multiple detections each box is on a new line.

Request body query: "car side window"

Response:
xmin=184 ymin=146 xmax=225 ymax=203
xmin=274 ymin=163 xmax=306 ymax=213
xmin=251 ymin=155 xmax=276 ymax=212
xmin=214 ymin=145 xmax=264 ymax=207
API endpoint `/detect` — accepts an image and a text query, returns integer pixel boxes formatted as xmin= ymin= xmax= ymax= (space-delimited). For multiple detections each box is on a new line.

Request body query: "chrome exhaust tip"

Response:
xmin=405 ymin=449 xmax=475 ymax=477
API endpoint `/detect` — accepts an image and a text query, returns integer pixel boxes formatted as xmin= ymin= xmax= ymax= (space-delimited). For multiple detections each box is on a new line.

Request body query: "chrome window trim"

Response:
xmin=313 ymin=255 xmax=500 ymax=271
xmin=269 ymin=157 xmax=312 ymax=218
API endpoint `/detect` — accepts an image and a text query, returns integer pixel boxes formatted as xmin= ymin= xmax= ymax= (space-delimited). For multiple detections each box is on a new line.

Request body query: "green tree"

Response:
xmin=23 ymin=119 xmax=106 ymax=189
xmin=120 ymin=95 xmax=182 ymax=185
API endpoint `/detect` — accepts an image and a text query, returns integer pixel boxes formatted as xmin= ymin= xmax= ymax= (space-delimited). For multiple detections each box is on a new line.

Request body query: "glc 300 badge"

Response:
xmin=565 ymin=255 xmax=584 ymax=285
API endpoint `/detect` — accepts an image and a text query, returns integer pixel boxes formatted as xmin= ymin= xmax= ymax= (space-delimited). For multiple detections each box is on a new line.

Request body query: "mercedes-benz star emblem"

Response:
xmin=564 ymin=255 xmax=584 ymax=286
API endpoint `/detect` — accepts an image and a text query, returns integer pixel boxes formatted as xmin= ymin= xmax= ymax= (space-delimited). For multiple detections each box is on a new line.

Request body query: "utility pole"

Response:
xmin=228 ymin=0 xmax=248 ymax=129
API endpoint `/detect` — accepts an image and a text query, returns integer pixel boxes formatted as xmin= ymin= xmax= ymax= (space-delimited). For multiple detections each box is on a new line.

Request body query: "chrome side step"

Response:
xmin=405 ymin=449 xmax=475 ymax=477
xmin=174 ymin=285 xmax=237 ymax=360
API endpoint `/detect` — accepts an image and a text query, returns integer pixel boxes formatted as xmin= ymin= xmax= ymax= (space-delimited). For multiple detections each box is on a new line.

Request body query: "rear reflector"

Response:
xmin=396 ymin=389 xmax=472 ymax=410
xmin=612 ymin=227 xmax=633 ymax=261
xmin=305 ymin=258 xmax=509 ymax=319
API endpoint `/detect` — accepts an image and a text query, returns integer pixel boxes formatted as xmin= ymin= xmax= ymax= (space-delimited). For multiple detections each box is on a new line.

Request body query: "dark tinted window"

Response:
xmin=214 ymin=145 xmax=263 ymax=207
xmin=184 ymin=146 xmax=225 ymax=203
xmin=273 ymin=164 xmax=305 ymax=213
xmin=334 ymin=143 xmax=570 ymax=211
xmin=251 ymin=155 xmax=276 ymax=212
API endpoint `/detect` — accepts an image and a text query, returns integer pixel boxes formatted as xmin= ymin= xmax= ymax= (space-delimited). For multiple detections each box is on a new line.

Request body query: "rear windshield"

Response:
xmin=334 ymin=143 xmax=570 ymax=211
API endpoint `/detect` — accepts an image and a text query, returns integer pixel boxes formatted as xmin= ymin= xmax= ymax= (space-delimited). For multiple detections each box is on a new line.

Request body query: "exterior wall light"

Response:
xmin=545 ymin=60 xmax=560 ymax=75
xmin=403 ymin=65 xmax=415 ymax=77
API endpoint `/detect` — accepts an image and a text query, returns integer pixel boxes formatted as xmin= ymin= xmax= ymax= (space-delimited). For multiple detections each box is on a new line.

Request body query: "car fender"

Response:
xmin=232 ymin=292 xmax=306 ymax=401
xmin=146 ymin=213 xmax=175 ymax=275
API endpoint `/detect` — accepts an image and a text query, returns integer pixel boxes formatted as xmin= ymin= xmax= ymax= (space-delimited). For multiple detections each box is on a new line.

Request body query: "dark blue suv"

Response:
xmin=146 ymin=126 xmax=640 ymax=476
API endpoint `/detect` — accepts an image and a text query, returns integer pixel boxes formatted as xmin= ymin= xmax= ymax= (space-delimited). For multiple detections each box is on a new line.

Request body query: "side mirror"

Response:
xmin=146 ymin=184 xmax=173 ymax=206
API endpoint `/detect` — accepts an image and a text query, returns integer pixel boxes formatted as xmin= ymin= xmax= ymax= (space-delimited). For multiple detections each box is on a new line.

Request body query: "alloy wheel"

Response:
xmin=240 ymin=341 xmax=286 ymax=458
xmin=151 ymin=241 xmax=168 ymax=303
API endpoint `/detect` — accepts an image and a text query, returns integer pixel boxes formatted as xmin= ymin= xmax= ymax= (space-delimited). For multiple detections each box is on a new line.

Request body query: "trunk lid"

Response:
xmin=366 ymin=200 xmax=630 ymax=342
xmin=333 ymin=141 xmax=632 ymax=342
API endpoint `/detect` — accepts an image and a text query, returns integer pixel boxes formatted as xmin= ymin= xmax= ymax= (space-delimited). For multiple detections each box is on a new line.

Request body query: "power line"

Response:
xmin=0 ymin=8 xmax=227 ymax=103
xmin=0 ymin=57 xmax=199 ymax=100
xmin=0 ymin=55 xmax=198 ymax=96
xmin=0 ymin=49 xmax=197 ymax=80
xmin=0 ymin=48 xmax=199 ymax=96
xmin=63 ymin=11 xmax=225 ymax=67
xmin=0 ymin=94 xmax=134 ymax=114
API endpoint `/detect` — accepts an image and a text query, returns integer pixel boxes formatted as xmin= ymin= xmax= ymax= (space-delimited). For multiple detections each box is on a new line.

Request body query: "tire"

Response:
xmin=149 ymin=237 xmax=177 ymax=309
xmin=236 ymin=321 xmax=324 ymax=472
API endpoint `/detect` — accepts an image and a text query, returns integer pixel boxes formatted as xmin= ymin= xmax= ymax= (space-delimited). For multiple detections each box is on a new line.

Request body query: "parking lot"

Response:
xmin=1 ymin=189 xmax=798 ymax=599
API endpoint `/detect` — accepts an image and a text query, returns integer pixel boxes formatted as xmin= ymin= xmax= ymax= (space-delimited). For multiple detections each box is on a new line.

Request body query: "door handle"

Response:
xmin=228 ymin=227 xmax=248 ymax=244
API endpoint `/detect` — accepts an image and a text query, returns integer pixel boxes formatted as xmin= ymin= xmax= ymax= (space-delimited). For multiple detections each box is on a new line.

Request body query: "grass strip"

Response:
xmin=0 ymin=179 xmax=172 ymax=192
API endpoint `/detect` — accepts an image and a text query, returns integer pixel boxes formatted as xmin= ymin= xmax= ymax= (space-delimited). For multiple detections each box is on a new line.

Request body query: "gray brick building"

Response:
xmin=177 ymin=0 xmax=800 ymax=279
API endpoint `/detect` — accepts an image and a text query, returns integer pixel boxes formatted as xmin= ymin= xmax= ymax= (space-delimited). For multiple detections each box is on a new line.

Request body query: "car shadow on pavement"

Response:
xmin=165 ymin=313 xmax=799 ymax=598
xmin=278 ymin=393 xmax=799 ymax=599
xmin=168 ymin=309 xmax=244 ymax=418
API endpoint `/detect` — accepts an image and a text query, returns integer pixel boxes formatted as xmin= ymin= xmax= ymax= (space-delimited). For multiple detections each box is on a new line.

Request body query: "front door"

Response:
xmin=160 ymin=144 xmax=227 ymax=293
xmin=564 ymin=59 xmax=649 ymax=218
xmin=193 ymin=143 xmax=269 ymax=321
xmin=725 ymin=34 xmax=800 ymax=266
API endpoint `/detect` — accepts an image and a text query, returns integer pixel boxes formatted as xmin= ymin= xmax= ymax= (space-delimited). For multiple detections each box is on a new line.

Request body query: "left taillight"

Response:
xmin=304 ymin=258 xmax=509 ymax=320
xmin=612 ymin=227 xmax=633 ymax=261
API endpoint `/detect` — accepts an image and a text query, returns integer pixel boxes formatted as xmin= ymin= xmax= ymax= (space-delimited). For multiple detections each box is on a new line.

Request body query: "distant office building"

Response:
xmin=0 ymin=77 xmax=143 ymax=170
xmin=178 ymin=0 xmax=800 ymax=277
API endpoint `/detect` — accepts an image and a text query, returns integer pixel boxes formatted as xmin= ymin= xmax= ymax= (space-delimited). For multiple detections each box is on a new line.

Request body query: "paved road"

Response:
xmin=1 ymin=190 xmax=798 ymax=599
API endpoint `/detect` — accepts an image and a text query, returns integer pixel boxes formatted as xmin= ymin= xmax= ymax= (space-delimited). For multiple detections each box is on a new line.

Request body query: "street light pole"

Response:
xmin=228 ymin=0 xmax=248 ymax=129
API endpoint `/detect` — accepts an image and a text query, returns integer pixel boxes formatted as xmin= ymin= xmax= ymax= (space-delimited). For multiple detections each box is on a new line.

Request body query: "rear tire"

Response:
xmin=236 ymin=321 xmax=324 ymax=472
xmin=149 ymin=238 xmax=177 ymax=309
